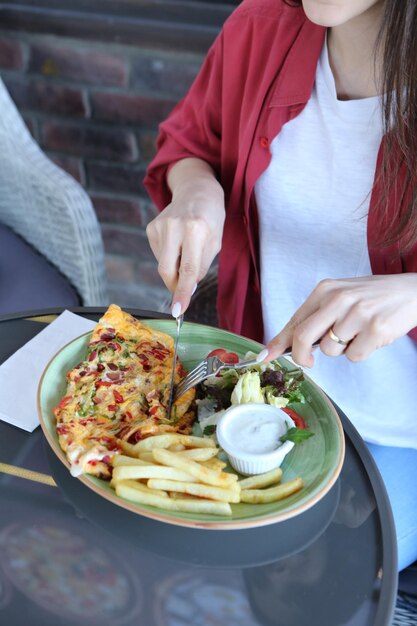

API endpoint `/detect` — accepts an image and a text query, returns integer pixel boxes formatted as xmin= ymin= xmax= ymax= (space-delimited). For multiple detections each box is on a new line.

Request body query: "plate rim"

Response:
xmin=37 ymin=321 xmax=345 ymax=530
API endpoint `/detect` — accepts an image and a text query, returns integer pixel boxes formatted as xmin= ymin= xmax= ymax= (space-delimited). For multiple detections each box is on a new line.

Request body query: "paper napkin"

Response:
xmin=0 ymin=310 xmax=96 ymax=432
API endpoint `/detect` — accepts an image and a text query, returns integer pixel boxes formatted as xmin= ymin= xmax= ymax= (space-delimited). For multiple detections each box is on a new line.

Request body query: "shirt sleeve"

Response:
xmin=143 ymin=33 xmax=224 ymax=212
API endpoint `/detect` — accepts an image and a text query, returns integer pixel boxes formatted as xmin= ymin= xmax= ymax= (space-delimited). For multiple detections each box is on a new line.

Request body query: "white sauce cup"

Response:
xmin=217 ymin=403 xmax=295 ymax=475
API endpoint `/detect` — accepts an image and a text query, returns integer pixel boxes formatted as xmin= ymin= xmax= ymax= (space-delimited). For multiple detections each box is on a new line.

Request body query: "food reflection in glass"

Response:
xmin=0 ymin=521 xmax=143 ymax=624
xmin=154 ymin=573 xmax=260 ymax=626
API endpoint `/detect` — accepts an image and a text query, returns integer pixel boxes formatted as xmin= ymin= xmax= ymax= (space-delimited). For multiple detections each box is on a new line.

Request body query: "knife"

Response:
xmin=166 ymin=312 xmax=184 ymax=419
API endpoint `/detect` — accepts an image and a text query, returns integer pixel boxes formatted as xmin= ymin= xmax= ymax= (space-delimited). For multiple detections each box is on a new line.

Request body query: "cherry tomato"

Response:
xmin=207 ymin=348 xmax=239 ymax=364
xmin=282 ymin=407 xmax=307 ymax=429
xmin=207 ymin=348 xmax=227 ymax=358
xmin=221 ymin=351 xmax=239 ymax=364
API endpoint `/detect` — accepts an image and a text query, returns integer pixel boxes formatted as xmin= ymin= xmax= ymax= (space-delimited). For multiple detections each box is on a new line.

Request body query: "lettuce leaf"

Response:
xmin=231 ymin=371 xmax=265 ymax=405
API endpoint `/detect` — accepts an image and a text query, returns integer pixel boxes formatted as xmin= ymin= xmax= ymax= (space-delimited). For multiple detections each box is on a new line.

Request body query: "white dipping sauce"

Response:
xmin=227 ymin=415 xmax=282 ymax=454
xmin=217 ymin=404 xmax=296 ymax=474
xmin=219 ymin=403 xmax=293 ymax=456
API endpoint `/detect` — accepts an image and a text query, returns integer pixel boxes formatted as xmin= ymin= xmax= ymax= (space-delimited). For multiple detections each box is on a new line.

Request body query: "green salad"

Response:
xmin=195 ymin=351 xmax=307 ymax=436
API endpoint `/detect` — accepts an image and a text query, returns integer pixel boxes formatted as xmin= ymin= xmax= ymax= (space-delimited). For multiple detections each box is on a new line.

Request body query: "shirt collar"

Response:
xmin=270 ymin=21 xmax=326 ymax=108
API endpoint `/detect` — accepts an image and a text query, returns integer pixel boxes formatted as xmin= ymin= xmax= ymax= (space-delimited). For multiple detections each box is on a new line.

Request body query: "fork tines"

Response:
xmin=174 ymin=353 xmax=261 ymax=402
xmin=174 ymin=361 xmax=209 ymax=401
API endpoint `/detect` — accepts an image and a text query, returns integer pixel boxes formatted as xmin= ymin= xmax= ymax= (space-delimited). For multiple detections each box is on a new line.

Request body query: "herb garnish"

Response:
xmin=203 ymin=425 xmax=217 ymax=436
xmin=280 ymin=427 xmax=314 ymax=445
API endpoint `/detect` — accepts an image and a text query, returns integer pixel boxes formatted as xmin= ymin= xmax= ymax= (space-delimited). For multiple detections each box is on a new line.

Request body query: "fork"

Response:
xmin=173 ymin=341 xmax=321 ymax=402
xmin=173 ymin=354 xmax=260 ymax=401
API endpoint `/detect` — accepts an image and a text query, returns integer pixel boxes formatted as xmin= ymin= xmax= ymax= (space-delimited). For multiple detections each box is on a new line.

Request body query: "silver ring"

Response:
xmin=328 ymin=327 xmax=349 ymax=346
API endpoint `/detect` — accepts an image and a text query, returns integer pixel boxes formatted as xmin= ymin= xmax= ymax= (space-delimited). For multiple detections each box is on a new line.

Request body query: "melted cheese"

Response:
xmin=54 ymin=305 xmax=196 ymax=479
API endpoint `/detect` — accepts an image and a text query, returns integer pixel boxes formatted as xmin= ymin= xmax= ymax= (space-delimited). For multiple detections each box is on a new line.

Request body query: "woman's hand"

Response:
xmin=264 ymin=274 xmax=417 ymax=367
xmin=146 ymin=158 xmax=225 ymax=315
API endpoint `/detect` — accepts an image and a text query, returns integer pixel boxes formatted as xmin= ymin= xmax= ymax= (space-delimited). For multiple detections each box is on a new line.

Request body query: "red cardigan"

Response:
xmin=144 ymin=0 xmax=417 ymax=343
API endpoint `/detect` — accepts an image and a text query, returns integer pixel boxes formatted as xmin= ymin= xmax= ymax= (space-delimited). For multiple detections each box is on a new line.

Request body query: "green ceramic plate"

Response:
xmin=38 ymin=320 xmax=345 ymax=530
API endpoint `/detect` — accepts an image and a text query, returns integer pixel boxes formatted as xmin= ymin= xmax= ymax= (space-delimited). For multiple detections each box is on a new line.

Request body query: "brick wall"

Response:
xmin=0 ymin=5 xmax=227 ymax=312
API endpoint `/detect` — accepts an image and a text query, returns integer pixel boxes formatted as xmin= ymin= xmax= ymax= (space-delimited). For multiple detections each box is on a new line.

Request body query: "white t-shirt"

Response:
xmin=255 ymin=40 xmax=417 ymax=449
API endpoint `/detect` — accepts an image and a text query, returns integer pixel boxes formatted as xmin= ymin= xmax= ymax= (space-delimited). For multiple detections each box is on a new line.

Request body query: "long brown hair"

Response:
xmin=286 ymin=0 xmax=417 ymax=251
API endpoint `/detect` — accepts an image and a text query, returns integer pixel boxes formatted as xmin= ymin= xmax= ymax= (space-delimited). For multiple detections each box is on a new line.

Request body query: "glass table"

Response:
xmin=0 ymin=309 xmax=398 ymax=626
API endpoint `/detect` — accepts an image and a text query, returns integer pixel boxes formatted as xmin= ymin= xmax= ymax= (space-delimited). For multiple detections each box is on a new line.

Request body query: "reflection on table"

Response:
xmin=0 ymin=311 xmax=398 ymax=626
xmin=0 ymin=423 xmax=387 ymax=626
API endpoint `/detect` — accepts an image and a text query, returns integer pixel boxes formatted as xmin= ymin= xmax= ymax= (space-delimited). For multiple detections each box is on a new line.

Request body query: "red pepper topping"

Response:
xmin=107 ymin=372 xmax=124 ymax=382
xmin=149 ymin=406 xmax=159 ymax=416
xmin=113 ymin=390 xmax=124 ymax=403
xmin=100 ymin=332 xmax=115 ymax=341
xmin=281 ymin=407 xmax=307 ymax=429
xmin=97 ymin=363 xmax=105 ymax=372
xmin=88 ymin=351 xmax=97 ymax=362
xmin=95 ymin=380 xmax=113 ymax=388
xmin=107 ymin=404 xmax=117 ymax=412
xmin=57 ymin=396 xmax=72 ymax=410
xmin=128 ymin=431 xmax=143 ymax=443
xmin=107 ymin=342 xmax=122 ymax=352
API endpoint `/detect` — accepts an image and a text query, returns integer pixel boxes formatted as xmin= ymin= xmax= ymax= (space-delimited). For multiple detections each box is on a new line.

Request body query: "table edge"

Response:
xmin=0 ymin=307 xmax=399 ymax=624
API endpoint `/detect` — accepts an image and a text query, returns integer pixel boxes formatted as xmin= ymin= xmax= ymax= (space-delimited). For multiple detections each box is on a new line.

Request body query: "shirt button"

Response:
xmin=260 ymin=136 xmax=269 ymax=148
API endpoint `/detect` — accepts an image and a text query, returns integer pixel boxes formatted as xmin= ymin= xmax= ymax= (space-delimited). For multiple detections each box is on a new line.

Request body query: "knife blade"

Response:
xmin=166 ymin=312 xmax=184 ymax=419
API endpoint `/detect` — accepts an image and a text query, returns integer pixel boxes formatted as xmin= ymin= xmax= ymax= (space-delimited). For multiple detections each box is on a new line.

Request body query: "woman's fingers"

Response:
xmin=147 ymin=210 xmax=222 ymax=316
xmin=264 ymin=278 xmax=372 ymax=365
xmin=320 ymin=326 xmax=352 ymax=357
xmin=265 ymin=280 xmax=338 ymax=364
xmin=146 ymin=160 xmax=226 ymax=316
xmin=171 ymin=221 xmax=212 ymax=313
xmin=265 ymin=274 xmax=417 ymax=367
xmin=147 ymin=216 xmax=183 ymax=292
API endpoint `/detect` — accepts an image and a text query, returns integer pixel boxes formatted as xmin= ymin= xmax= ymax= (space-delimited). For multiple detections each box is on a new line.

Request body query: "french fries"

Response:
xmin=238 ymin=467 xmax=283 ymax=490
xmin=112 ymin=454 xmax=152 ymax=467
xmin=152 ymin=449 xmax=237 ymax=488
xmin=177 ymin=448 xmax=219 ymax=461
xmin=115 ymin=481 xmax=232 ymax=516
xmin=200 ymin=458 xmax=227 ymax=471
xmin=116 ymin=478 xmax=169 ymax=497
xmin=148 ymin=479 xmax=241 ymax=503
xmin=240 ymin=478 xmax=304 ymax=504
xmin=131 ymin=433 xmax=216 ymax=453
xmin=110 ymin=433 xmax=305 ymax=516
xmin=112 ymin=465 xmax=197 ymax=483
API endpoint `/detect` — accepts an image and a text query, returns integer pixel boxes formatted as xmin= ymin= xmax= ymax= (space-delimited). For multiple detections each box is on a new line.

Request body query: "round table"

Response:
xmin=0 ymin=309 xmax=398 ymax=626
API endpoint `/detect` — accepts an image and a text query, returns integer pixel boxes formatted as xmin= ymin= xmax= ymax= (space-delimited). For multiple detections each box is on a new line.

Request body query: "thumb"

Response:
xmin=264 ymin=326 xmax=294 ymax=362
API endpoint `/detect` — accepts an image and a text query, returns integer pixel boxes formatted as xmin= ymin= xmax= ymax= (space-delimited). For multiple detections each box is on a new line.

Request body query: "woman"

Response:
xmin=144 ymin=0 xmax=417 ymax=571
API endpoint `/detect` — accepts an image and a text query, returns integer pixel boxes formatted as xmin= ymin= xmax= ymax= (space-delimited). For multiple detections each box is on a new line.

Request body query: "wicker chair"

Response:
xmin=393 ymin=593 xmax=417 ymax=625
xmin=0 ymin=78 xmax=108 ymax=306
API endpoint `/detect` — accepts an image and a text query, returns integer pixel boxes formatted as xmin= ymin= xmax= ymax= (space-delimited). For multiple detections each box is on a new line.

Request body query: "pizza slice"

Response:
xmin=54 ymin=304 xmax=196 ymax=479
